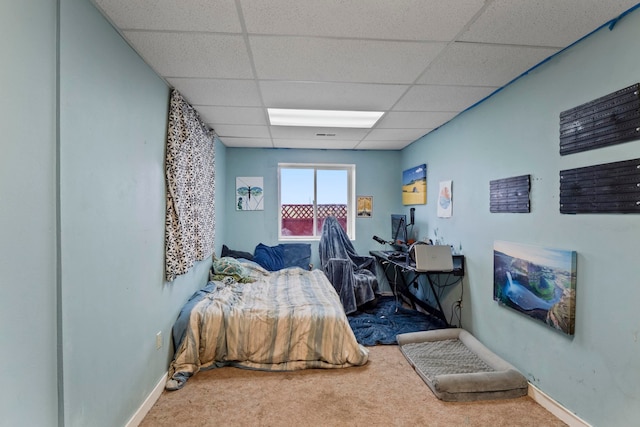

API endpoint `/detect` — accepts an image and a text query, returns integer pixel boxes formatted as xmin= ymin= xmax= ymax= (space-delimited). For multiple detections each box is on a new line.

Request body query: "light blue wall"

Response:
xmin=223 ymin=148 xmax=401 ymax=269
xmin=58 ymin=1 xmax=215 ymax=426
xmin=0 ymin=1 xmax=59 ymax=426
xmin=402 ymin=11 xmax=640 ymax=426
xmin=5 ymin=1 xmax=638 ymax=425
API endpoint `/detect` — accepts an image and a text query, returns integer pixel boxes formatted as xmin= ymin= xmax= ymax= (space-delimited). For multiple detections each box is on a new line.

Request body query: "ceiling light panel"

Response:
xmin=268 ymin=109 xmax=383 ymax=128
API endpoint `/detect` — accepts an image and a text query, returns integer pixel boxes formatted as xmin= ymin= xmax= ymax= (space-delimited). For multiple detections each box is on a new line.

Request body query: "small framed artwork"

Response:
xmin=236 ymin=176 xmax=264 ymax=211
xmin=402 ymin=164 xmax=427 ymax=205
xmin=357 ymin=196 xmax=373 ymax=218
xmin=437 ymin=180 xmax=452 ymax=218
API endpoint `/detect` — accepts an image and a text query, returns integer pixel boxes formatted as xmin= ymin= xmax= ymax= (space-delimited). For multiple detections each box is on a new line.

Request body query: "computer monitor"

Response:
xmin=391 ymin=214 xmax=407 ymax=251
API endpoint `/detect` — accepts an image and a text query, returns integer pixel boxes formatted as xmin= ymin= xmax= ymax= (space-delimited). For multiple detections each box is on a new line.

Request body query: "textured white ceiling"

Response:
xmin=93 ymin=0 xmax=640 ymax=150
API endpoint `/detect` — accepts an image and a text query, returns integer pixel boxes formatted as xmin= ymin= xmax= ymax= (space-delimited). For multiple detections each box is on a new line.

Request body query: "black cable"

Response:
xmin=447 ymin=275 xmax=464 ymax=328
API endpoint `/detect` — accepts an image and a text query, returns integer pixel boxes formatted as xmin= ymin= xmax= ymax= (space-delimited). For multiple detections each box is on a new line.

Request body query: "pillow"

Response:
xmin=212 ymin=257 xmax=247 ymax=277
xmin=282 ymin=243 xmax=312 ymax=270
xmin=221 ymin=244 xmax=254 ymax=261
xmin=253 ymin=243 xmax=285 ymax=271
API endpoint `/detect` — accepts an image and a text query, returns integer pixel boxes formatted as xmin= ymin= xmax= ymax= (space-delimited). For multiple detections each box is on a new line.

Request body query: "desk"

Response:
xmin=370 ymin=250 xmax=465 ymax=327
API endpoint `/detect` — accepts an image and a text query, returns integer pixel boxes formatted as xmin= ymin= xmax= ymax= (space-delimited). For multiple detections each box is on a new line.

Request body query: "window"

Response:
xmin=278 ymin=163 xmax=355 ymax=240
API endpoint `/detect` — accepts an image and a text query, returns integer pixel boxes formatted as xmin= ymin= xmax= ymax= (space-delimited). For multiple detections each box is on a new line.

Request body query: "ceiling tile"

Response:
xmin=219 ymin=137 xmax=274 ymax=148
xmin=93 ymin=0 xmax=636 ymax=150
xmin=197 ymin=106 xmax=267 ymax=125
xmin=94 ymin=0 xmax=241 ymax=32
xmin=376 ymin=111 xmax=457 ymax=129
xmin=394 ymin=85 xmax=497 ymax=112
xmin=364 ymin=128 xmax=428 ymax=141
xmin=259 ymin=81 xmax=409 ymax=111
xmin=241 ymin=0 xmax=485 ymax=40
xmin=270 ymin=126 xmax=368 ymax=140
xmin=123 ymin=32 xmax=253 ymax=78
xmin=355 ymin=140 xmax=413 ymax=150
xmin=273 ymin=139 xmax=359 ymax=149
xmin=419 ymin=43 xmax=560 ymax=86
xmin=249 ymin=36 xmax=446 ymax=83
xmin=167 ymin=78 xmax=262 ymax=107
xmin=460 ymin=0 xmax=639 ymax=47
xmin=213 ymin=125 xmax=270 ymax=138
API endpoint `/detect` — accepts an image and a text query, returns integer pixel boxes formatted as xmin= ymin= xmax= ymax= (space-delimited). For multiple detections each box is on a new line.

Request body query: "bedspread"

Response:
xmin=167 ymin=265 xmax=369 ymax=390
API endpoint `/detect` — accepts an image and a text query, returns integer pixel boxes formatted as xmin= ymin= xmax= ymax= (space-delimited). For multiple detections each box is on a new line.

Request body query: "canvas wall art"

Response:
xmin=493 ymin=241 xmax=577 ymax=335
xmin=236 ymin=176 xmax=264 ymax=211
xmin=402 ymin=164 xmax=427 ymax=205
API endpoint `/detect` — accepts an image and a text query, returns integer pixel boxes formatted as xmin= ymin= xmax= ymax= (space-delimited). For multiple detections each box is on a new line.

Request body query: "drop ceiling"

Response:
xmin=92 ymin=0 xmax=639 ymax=150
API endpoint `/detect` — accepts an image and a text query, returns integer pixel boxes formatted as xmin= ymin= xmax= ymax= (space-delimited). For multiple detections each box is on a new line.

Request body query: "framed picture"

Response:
xmin=493 ymin=241 xmax=577 ymax=335
xmin=402 ymin=164 xmax=427 ymax=205
xmin=357 ymin=196 xmax=373 ymax=217
xmin=236 ymin=176 xmax=264 ymax=211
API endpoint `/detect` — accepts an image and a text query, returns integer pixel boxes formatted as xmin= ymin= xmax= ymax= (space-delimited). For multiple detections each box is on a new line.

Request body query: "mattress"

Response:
xmin=166 ymin=261 xmax=369 ymax=390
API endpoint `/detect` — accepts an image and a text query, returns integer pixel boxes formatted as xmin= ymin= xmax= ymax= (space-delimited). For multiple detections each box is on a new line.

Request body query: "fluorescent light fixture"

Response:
xmin=268 ymin=108 xmax=383 ymax=128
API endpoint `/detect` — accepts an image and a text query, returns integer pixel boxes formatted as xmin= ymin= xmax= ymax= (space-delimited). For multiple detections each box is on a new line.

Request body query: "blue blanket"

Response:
xmin=319 ymin=216 xmax=377 ymax=314
xmin=348 ymin=296 xmax=447 ymax=345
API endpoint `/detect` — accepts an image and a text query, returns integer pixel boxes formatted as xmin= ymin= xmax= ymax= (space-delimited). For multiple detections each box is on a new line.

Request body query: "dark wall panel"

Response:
xmin=490 ymin=175 xmax=531 ymax=213
xmin=560 ymin=83 xmax=640 ymax=155
xmin=560 ymin=158 xmax=640 ymax=214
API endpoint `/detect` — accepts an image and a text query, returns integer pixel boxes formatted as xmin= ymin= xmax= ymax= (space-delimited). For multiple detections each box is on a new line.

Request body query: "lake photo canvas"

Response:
xmin=493 ymin=241 xmax=577 ymax=335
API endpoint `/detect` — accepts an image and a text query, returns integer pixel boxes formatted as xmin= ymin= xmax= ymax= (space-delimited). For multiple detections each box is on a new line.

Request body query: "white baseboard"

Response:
xmin=125 ymin=372 xmax=167 ymax=427
xmin=528 ymin=383 xmax=591 ymax=427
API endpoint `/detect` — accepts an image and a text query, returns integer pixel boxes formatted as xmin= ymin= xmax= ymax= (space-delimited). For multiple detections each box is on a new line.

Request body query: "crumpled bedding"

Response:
xmin=166 ymin=261 xmax=369 ymax=390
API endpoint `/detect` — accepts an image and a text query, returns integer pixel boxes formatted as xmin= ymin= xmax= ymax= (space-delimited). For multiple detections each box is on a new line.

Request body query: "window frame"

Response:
xmin=278 ymin=163 xmax=356 ymax=241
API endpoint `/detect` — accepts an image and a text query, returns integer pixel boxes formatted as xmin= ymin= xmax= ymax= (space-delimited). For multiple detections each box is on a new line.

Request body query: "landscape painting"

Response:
xmin=493 ymin=241 xmax=577 ymax=335
xmin=402 ymin=164 xmax=427 ymax=205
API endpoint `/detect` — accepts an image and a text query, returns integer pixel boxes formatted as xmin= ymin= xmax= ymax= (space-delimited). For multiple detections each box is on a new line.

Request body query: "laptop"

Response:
xmin=413 ymin=245 xmax=454 ymax=272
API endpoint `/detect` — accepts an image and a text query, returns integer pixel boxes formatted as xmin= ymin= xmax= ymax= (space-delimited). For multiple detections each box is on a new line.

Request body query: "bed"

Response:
xmin=166 ymin=257 xmax=369 ymax=390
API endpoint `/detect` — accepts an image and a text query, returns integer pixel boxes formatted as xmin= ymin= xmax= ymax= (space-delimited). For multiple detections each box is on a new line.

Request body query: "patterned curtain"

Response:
xmin=165 ymin=90 xmax=215 ymax=281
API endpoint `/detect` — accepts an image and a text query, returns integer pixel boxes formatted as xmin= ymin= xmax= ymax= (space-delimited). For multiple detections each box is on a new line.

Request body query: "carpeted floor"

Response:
xmin=141 ymin=345 xmax=566 ymax=427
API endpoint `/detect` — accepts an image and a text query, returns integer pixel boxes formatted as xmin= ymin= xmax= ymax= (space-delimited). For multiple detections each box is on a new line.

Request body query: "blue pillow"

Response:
xmin=253 ymin=243 xmax=285 ymax=271
xmin=282 ymin=243 xmax=311 ymax=270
